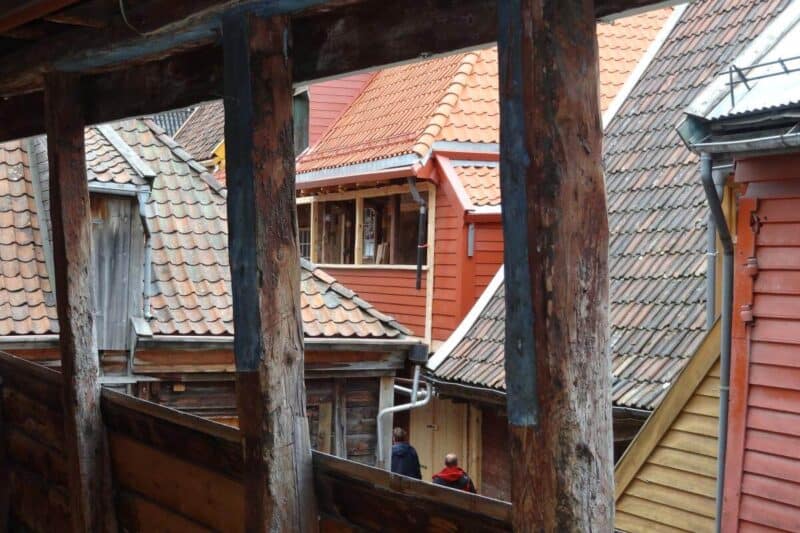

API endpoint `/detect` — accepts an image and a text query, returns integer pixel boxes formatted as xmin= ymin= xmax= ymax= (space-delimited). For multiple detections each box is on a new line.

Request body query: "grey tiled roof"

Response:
xmin=174 ymin=101 xmax=225 ymax=162
xmin=605 ymin=0 xmax=789 ymax=409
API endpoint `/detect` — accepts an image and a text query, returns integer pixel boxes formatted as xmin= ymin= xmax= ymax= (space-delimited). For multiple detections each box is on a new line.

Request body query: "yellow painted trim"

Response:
xmin=615 ymin=320 xmax=721 ymax=501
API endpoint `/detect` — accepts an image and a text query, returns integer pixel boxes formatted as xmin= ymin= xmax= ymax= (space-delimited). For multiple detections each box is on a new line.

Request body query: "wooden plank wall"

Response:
xmin=102 ymin=388 xmax=246 ymax=532
xmin=0 ymin=352 xmax=512 ymax=532
xmin=323 ymin=267 xmax=426 ymax=336
xmin=0 ymin=357 xmax=70 ymax=531
xmin=472 ymin=222 xmax=504 ymax=300
xmin=431 ymin=177 xmax=464 ymax=341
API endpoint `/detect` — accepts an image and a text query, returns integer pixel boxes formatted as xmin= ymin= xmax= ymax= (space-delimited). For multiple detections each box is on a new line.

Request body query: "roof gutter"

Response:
xmin=0 ymin=334 xmax=60 ymax=350
xmin=138 ymin=334 xmax=423 ymax=353
xmin=691 ymin=126 xmax=800 ymax=155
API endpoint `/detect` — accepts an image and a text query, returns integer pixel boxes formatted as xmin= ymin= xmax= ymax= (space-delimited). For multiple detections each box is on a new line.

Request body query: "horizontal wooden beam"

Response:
xmin=0 ymin=0 xmax=80 ymax=34
xmin=0 ymin=0 xmax=675 ymax=98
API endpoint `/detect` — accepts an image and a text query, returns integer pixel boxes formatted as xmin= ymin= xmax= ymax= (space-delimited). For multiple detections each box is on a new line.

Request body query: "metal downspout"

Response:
xmin=407 ymin=177 xmax=427 ymax=290
xmin=700 ymin=153 xmax=733 ymax=533
xmin=376 ymin=365 xmax=431 ymax=467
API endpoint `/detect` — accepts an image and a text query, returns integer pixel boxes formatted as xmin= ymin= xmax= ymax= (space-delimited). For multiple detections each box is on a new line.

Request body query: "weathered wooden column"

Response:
xmin=497 ymin=0 xmax=612 ymax=530
xmin=223 ymin=12 xmax=317 ymax=532
xmin=44 ymin=72 xmax=118 ymax=532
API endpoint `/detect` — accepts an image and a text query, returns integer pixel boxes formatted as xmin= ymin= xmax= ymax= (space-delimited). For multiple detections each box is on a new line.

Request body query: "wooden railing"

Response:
xmin=0 ymin=352 xmax=511 ymax=532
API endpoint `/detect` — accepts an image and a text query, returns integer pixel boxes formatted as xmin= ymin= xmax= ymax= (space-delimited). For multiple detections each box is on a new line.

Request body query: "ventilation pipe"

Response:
xmin=376 ymin=344 xmax=430 ymax=467
xmin=407 ymin=178 xmax=427 ymax=290
xmin=700 ymin=153 xmax=733 ymax=533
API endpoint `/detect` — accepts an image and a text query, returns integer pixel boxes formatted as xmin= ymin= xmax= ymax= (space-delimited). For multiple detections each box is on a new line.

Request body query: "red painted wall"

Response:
xmin=724 ymin=153 xmax=800 ymax=532
xmin=322 ymin=266 xmax=426 ymax=336
xmin=472 ymin=222 xmax=504 ymax=302
xmin=308 ymin=74 xmax=374 ymax=146
xmin=432 ymin=181 xmax=464 ymax=341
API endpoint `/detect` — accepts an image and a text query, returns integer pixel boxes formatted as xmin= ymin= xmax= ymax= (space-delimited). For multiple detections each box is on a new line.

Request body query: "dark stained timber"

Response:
xmin=497 ymin=0 xmax=613 ymax=530
xmin=44 ymin=71 xmax=118 ymax=532
xmin=223 ymin=11 xmax=317 ymax=532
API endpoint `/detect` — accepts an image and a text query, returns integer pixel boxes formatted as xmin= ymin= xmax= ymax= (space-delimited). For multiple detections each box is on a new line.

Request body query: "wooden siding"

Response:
xmin=432 ymin=179 xmax=469 ymax=341
xmin=615 ymin=322 xmax=721 ymax=532
xmin=308 ymin=74 xmax=373 ymax=146
xmin=322 ymin=266 xmax=426 ymax=336
xmin=724 ymin=161 xmax=800 ymax=532
xmin=91 ymin=194 xmax=143 ymax=351
xmin=0 ymin=351 xmax=511 ymax=532
xmin=472 ymin=222 xmax=504 ymax=302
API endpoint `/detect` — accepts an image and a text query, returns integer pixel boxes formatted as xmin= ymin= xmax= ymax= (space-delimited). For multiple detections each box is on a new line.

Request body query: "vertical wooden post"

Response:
xmin=354 ymin=196 xmax=364 ymax=264
xmin=497 ymin=0 xmax=612 ymax=531
xmin=44 ymin=72 xmax=118 ymax=533
xmin=223 ymin=12 xmax=317 ymax=533
xmin=0 ymin=378 xmax=8 ymax=532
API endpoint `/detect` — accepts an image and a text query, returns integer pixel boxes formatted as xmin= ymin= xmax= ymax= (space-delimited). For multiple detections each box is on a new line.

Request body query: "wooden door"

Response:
xmin=409 ymin=397 xmax=468 ymax=482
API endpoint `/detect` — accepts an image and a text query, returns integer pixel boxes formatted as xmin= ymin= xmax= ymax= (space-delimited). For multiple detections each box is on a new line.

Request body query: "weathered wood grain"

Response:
xmin=101 ymin=388 xmax=243 ymax=478
xmin=116 ymin=490 xmax=213 ymax=533
xmin=313 ymin=452 xmax=512 ymax=531
xmin=108 ymin=433 xmax=245 ymax=532
xmin=223 ymin=11 xmax=316 ymax=532
xmin=44 ymin=71 xmax=118 ymax=533
xmin=497 ymin=0 xmax=612 ymax=530
xmin=0 ymin=379 xmax=8 ymax=532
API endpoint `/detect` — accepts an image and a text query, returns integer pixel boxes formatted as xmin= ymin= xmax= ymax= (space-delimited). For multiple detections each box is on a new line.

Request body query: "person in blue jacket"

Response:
xmin=390 ymin=427 xmax=422 ymax=479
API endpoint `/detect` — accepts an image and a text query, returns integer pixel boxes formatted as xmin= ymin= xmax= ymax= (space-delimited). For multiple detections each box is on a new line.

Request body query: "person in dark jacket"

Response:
xmin=432 ymin=453 xmax=476 ymax=493
xmin=390 ymin=427 xmax=422 ymax=479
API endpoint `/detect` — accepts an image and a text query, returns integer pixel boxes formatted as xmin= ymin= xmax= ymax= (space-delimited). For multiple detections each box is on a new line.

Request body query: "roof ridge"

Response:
xmin=412 ymin=51 xmax=479 ymax=158
xmin=141 ymin=117 xmax=227 ymax=199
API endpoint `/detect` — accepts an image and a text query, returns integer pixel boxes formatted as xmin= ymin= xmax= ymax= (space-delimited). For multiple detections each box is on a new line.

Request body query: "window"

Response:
xmin=298 ymin=204 xmax=311 ymax=260
xmin=302 ymin=188 xmax=428 ymax=267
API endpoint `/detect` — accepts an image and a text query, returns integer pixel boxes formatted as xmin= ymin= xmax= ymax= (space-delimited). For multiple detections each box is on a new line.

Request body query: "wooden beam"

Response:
xmin=223 ymin=12 xmax=316 ymax=532
xmin=44 ymin=71 xmax=117 ymax=532
xmin=0 ymin=0 xmax=80 ymax=33
xmin=497 ymin=0 xmax=612 ymax=530
xmin=0 ymin=378 xmax=9 ymax=531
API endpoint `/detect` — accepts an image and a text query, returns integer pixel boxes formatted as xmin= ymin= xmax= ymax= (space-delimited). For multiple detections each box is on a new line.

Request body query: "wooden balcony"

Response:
xmin=0 ymin=351 xmax=510 ymax=532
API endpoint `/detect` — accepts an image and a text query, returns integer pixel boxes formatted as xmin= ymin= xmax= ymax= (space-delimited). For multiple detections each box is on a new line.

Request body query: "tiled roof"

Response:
xmin=452 ymin=164 xmax=501 ymax=207
xmin=174 ymin=102 xmax=225 ymax=162
xmin=431 ymin=0 xmax=791 ymax=410
xmin=297 ymin=53 xmax=470 ymax=173
xmin=297 ymin=10 xmax=672 ymax=175
xmin=151 ymin=106 xmax=197 ymax=136
xmin=0 ymin=141 xmax=57 ymax=335
xmin=85 ymin=127 xmax=146 ymax=186
xmin=0 ymin=121 xmax=409 ymax=340
xmin=430 ymin=276 xmax=505 ymax=391
xmin=605 ymin=0 xmax=789 ymax=409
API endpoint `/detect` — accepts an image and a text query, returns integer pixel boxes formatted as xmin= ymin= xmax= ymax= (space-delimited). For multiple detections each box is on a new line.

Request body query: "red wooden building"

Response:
xmin=615 ymin=5 xmax=800 ymax=530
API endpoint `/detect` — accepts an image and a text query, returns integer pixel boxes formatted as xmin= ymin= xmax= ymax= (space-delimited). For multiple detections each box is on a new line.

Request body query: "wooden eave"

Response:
xmin=0 ymin=0 xmax=682 ymax=144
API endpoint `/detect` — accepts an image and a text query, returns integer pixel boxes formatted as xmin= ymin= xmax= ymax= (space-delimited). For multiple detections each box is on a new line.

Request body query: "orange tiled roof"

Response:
xmin=0 ymin=124 xmax=409 ymax=340
xmin=453 ymin=164 xmax=501 ymax=207
xmin=297 ymin=9 xmax=672 ymax=175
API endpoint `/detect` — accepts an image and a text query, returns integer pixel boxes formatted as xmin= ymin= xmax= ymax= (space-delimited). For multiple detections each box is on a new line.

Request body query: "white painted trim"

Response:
xmin=172 ymin=105 xmax=199 ymax=140
xmin=427 ymin=265 xmax=505 ymax=371
xmin=449 ymin=159 xmax=499 ymax=168
xmin=315 ymin=263 xmax=427 ymax=271
xmin=602 ymin=3 xmax=688 ymax=128
xmin=686 ymin=0 xmax=800 ymax=118
xmin=599 ymin=0 xmax=686 ymax=22
xmin=467 ymin=205 xmax=501 ymax=215
xmin=297 ymin=154 xmax=419 ymax=183
xmin=435 ymin=155 xmax=475 ymax=212
xmin=432 ymin=140 xmax=499 ymax=154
